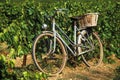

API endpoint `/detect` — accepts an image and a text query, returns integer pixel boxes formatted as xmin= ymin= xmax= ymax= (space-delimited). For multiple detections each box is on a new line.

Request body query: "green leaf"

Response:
xmin=10 ymin=48 xmax=15 ymax=56
xmin=13 ymin=36 xmax=19 ymax=43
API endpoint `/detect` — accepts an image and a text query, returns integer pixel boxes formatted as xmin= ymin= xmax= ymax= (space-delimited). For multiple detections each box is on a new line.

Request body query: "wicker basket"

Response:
xmin=78 ymin=13 xmax=99 ymax=28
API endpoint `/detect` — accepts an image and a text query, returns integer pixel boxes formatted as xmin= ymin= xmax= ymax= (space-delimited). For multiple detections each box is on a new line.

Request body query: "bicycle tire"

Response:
xmin=32 ymin=32 xmax=67 ymax=76
xmin=80 ymin=32 xmax=103 ymax=67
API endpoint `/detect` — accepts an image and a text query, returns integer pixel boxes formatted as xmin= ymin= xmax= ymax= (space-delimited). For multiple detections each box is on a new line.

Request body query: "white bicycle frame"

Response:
xmin=44 ymin=17 xmax=94 ymax=56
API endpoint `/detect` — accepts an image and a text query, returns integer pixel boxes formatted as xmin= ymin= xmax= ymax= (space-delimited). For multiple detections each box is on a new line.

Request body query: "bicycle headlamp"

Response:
xmin=42 ymin=24 xmax=48 ymax=29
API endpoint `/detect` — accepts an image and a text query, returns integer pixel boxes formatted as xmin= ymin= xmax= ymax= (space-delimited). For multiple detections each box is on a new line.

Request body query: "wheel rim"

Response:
xmin=81 ymin=32 xmax=103 ymax=67
xmin=32 ymin=33 xmax=67 ymax=75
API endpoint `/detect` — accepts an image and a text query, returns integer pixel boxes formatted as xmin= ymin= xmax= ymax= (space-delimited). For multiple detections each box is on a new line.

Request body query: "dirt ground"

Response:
xmin=15 ymin=54 xmax=120 ymax=80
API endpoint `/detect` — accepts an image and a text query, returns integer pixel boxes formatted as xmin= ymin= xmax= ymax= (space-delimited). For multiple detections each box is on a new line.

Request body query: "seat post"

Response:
xmin=74 ymin=20 xmax=77 ymax=54
xmin=74 ymin=21 xmax=77 ymax=53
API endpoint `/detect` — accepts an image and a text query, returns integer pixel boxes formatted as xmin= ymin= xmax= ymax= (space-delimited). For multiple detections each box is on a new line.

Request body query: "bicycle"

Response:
xmin=32 ymin=9 xmax=103 ymax=76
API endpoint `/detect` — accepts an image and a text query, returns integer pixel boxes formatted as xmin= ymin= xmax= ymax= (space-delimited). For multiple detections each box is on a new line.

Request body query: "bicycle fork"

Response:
xmin=44 ymin=17 xmax=57 ymax=54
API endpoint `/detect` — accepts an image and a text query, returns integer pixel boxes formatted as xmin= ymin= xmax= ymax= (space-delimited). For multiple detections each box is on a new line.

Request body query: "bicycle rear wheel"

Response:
xmin=32 ymin=32 xmax=67 ymax=75
xmin=80 ymin=32 xmax=103 ymax=67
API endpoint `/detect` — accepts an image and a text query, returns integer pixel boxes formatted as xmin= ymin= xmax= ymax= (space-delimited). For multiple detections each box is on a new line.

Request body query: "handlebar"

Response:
xmin=53 ymin=8 xmax=68 ymax=17
xmin=44 ymin=8 xmax=68 ymax=21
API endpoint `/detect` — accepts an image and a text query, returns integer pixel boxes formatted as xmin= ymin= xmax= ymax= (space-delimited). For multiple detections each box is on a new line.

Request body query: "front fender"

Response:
xmin=42 ymin=31 xmax=53 ymax=34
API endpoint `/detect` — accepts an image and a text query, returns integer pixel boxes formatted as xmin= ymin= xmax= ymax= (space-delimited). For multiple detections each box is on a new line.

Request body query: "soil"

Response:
xmin=15 ymin=54 xmax=120 ymax=80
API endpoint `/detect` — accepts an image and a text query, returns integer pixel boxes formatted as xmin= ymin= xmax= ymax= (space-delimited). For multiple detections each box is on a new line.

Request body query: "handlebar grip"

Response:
xmin=55 ymin=8 xmax=68 ymax=12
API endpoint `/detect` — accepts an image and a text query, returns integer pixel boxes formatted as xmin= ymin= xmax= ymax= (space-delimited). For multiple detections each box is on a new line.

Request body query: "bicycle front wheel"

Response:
xmin=32 ymin=32 xmax=67 ymax=75
xmin=81 ymin=32 xmax=103 ymax=67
